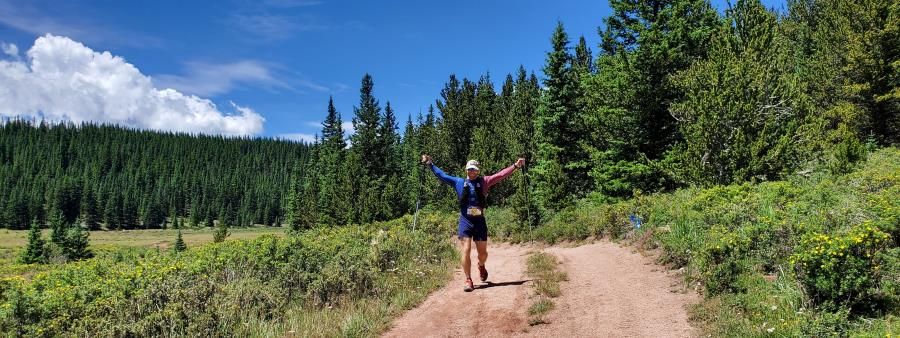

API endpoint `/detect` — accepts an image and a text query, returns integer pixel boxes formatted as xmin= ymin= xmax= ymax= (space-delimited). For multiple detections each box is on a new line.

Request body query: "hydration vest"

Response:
xmin=460 ymin=177 xmax=486 ymax=210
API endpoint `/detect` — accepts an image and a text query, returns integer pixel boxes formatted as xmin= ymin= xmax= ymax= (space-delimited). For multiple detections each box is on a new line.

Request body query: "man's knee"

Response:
xmin=459 ymin=239 xmax=472 ymax=251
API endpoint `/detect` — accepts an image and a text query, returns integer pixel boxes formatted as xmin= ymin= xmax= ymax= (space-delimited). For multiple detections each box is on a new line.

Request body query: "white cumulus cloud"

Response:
xmin=0 ymin=34 xmax=264 ymax=136
xmin=1 ymin=42 xmax=17 ymax=58
xmin=342 ymin=121 xmax=355 ymax=135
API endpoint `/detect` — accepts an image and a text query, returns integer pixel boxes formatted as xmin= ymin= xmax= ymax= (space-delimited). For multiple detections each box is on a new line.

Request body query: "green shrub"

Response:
xmin=792 ymin=222 xmax=892 ymax=312
xmin=699 ymin=225 xmax=755 ymax=295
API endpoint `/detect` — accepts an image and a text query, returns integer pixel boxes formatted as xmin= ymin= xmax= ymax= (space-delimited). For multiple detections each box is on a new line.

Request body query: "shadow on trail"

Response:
xmin=476 ymin=280 xmax=530 ymax=290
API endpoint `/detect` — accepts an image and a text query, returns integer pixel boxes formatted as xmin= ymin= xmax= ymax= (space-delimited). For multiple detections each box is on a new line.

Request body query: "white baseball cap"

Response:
xmin=465 ymin=160 xmax=480 ymax=171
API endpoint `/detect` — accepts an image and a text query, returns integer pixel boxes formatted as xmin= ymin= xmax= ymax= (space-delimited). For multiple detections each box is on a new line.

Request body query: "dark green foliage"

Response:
xmin=784 ymin=0 xmax=900 ymax=146
xmin=80 ymin=188 xmax=101 ymax=230
xmin=173 ymin=229 xmax=187 ymax=252
xmin=48 ymin=209 xmax=67 ymax=249
xmin=63 ymin=223 xmax=93 ymax=261
xmin=534 ymin=22 xmax=588 ymax=211
xmin=351 ymin=73 xmax=383 ymax=178
xmin=18 ymin=218 xmax=46 ymax=264
xmin=669 ymin=0 xmax=810 ymax=185
xmin=0 ymin=120 xmax=306 ymax=230
xmin=583 ymin=0 xmax=720 ymax=197
xmin=317 ymin=96 xmax=349 ymax=225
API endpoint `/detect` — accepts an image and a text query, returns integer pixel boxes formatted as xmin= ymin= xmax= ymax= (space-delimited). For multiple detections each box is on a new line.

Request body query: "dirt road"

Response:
xmin=383 ymin=241 xmax=698 ymax=338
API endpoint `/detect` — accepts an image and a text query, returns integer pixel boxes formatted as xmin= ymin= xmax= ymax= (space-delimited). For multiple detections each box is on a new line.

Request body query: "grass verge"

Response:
xmin=525 ymin=252 xmax=567 ymax=326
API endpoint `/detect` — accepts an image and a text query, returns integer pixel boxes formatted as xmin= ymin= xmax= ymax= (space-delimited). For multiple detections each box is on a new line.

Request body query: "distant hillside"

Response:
xmin=0 ymin=120 xmax=309 ymax=230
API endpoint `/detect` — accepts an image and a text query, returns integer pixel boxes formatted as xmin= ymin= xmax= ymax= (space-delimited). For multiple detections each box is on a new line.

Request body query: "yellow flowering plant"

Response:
xmin=792 ymin=222 xmax=892 ymax=310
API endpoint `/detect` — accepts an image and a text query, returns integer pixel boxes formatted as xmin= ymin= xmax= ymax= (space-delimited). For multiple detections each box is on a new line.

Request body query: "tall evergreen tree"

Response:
xmin=401 ymin=115 xmax=421 ymax=213
xmin=80 ymin=188 xmax=100 ymax=230
xmin=351 ymin=74 xmax=383 ymax=178
xmin=317 ymin=98 xmax=347 ymax=225
xmin=573 ymin=35 xmax=594 ymax=74
xmin=436 ymin=75 xmax=478 ymax=170
xmin=509 ymin=68 xmax=542 ymax=226
xmin=104 ymin=192 xmax=121 ymax=230
xmin=63 ymin=223 xmax=92 ymax=261
xmin=285 ymin=161 xmax=305 ymax=231
xmin=583 ymin=0 xmax=721 ymax=197
xmin=380 ymin=102 xmax=401 ymax=169
xmin=173 ymin=229 xmax=187 ymax=252
xmin=19 ymin=218 xmax=47 ymax=264
xmin=48 ymin=208 xmax=67 ymax=249
xmin=379 ymin=102 xmax=403 ymax=219
xmin=534 ymin=21 xmax=585 ymax=210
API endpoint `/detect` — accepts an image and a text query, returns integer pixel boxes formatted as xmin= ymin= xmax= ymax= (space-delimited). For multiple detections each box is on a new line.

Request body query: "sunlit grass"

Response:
xmin=525 ymin=252 xmax=567 ymax=325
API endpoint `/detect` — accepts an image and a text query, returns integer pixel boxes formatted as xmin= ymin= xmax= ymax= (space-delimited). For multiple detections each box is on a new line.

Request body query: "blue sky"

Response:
xmin=0 ymin=0 xmax=786 ymax=141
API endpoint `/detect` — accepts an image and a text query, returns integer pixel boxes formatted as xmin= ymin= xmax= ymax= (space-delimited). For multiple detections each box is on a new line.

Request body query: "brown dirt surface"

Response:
xmin=383 ymin=240 xmax=699 ymax=338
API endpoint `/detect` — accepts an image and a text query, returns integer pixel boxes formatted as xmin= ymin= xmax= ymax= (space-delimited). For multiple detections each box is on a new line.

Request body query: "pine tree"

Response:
xmin=583 ymin=0 xmax=721 ymax=197
xmin=468 ymin=74 xmax=506 ymax=197
xmin=168 ymin=204 xmax=178 ymax=229
xmin=173 ymin=229 xmax=187 ymax=252
xmin=785 ymin=0 xmax=899 ymax=152
xmin=379 ymin=102 xmax=402 ymax=219
xmin=189 ymin=200 xmax=202 ymax=228
xmin=19 ymin=218 xmax=47 ymax=264
xmin=340 ymin=150 xmax=366 ymax=223
xmin=436 ymin=75 xmax=477 ymax=170
xmin=669 ymin=0 xmax=809 ymax=185
xmin=508 ymin=67 xmax=542 ymax=226
xmin=213 ymin=219 xmax=229 ymax=243
xmin=534 ymin=21 xmax=585 ymax=210
xmin=573 ymin=35 xmax=594 ymax=74
xmin=48 ymin=208 xmax=67 ymax=249
xmin=401 ymin=115 xmax=423 ymax=213
xmin=380 ymin=102 xmax=401 ymax=170
xmin=104 ymin=193 xmax=121 ymax=230
xmin=63 ymin=223 xmax=92 ymax=261
xmin=351 ymin=74 xmax=383 ymax=178
xmin=121 ymin=194 xmax=139 ymax=230
xmin=318 ymin=96 xmax=348 ymax=225
xmin=80 ymin=188 xmax=100 ymax=230
xmin=284 ymin=161 xmax=304 ymax=231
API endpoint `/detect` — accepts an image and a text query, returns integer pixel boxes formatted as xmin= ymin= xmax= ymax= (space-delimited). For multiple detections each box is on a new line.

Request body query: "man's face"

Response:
xmin=466 ymin=168 xmax=479 ymax=180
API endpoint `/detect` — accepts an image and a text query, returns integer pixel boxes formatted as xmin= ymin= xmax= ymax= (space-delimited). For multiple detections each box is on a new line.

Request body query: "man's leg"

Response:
xmin=475 ymin=240 xmax=488 ymax=267
xmin=459 ymin=237 xmax=473 ymax=279
xmin=475 ymin=240 xmax=489 ymax=282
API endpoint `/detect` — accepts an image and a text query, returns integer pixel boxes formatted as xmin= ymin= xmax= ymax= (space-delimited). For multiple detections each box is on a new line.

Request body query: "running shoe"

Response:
xmin=478 ymin=265 xmax=488 ymax=282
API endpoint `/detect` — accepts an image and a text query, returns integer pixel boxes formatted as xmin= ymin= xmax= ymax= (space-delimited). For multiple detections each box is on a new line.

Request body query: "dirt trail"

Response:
xmin=383 ymin=241 xmax=698 ymax=338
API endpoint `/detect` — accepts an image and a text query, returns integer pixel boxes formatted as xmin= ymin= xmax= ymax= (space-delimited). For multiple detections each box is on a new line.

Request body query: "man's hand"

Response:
xmin=421 ymin=154 xmax=432 ymax=165
xmin=515 ymin=158 xmax=526 ymax=168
